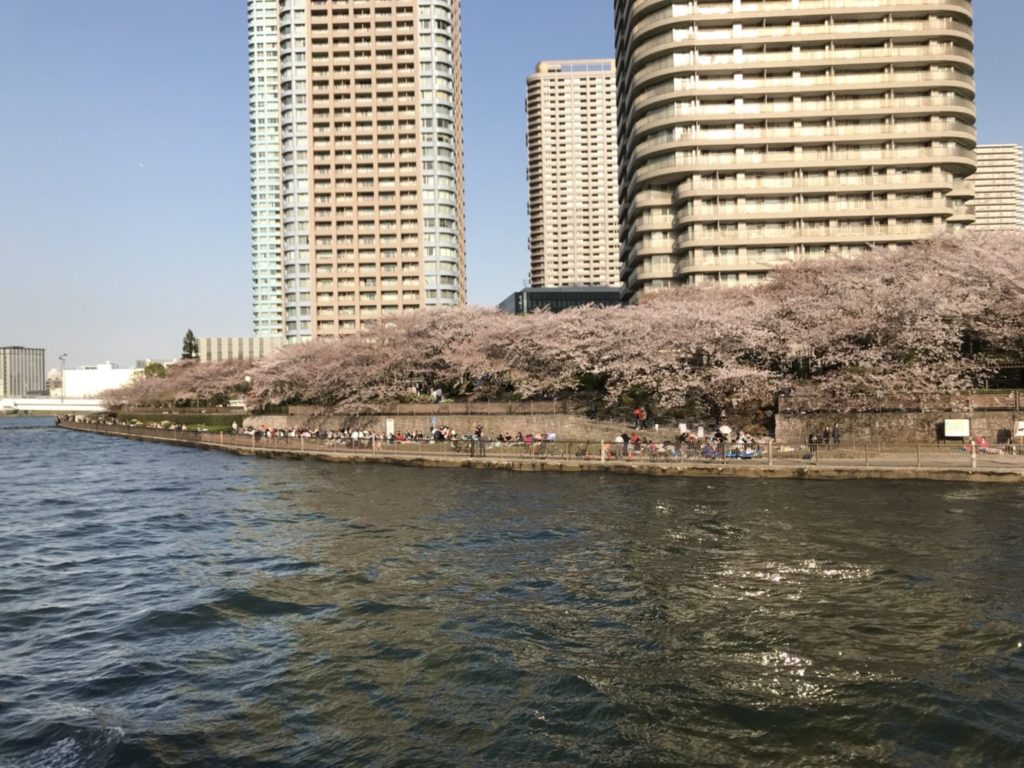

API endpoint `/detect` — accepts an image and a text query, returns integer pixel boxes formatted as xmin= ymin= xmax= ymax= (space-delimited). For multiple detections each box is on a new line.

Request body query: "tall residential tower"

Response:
xmin=614 ymin=0 xmax=976 ymax=300
xmin=526 ymin=60 xmax=620 ymax=288
xmin=970 ymin=144 xmax=1024 ymax=230
xmin=248 ymin=0 xmax=466 ymax=341
xmin=249 ymin=0 xmax=284 ymax=336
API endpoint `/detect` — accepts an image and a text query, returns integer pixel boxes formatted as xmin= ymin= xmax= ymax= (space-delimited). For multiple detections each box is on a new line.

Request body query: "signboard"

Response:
xmin=944 ymin=419 xmax=970 ymax=439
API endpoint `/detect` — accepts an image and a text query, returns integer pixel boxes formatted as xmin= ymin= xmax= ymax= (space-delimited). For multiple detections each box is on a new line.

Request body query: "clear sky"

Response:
xmin=0 ymin=0 xmax=1019 ymax=370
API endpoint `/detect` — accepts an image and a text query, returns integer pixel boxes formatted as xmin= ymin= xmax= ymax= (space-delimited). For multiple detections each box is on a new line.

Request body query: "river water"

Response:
xmin=2 ymin=416 xmax=1023 ymax=767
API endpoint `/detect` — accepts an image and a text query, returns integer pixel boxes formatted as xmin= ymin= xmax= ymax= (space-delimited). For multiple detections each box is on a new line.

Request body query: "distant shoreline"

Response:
xmin=56 ymin=421 xmax=1024 ymax=485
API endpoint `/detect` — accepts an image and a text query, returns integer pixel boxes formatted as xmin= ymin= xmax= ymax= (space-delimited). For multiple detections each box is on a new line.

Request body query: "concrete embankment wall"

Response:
xmin=777 ymin=410 xmax=1021 ymax=446
xmin=57 ymin=421 xmax=1024 ymax=484
xmin=775 ymin=391 xmax=1024 ymax=445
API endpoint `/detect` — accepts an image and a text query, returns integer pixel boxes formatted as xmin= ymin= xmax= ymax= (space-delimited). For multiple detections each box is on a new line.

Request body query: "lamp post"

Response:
xmin=58 ymin=353 xmax=67 ymax=404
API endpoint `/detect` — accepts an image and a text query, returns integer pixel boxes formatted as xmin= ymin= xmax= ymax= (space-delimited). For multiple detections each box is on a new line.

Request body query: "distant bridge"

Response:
xmin=0 ymin=397 xmax=105 ymax=414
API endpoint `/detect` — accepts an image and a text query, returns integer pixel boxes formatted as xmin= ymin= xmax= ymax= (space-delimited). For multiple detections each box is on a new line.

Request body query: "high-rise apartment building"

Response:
xmin=526 ymin=60 xmax=620 ymax=288
xmin=0 ymin=347 xmax=46 ymax=398
xmin=970 ymin=144 xmax=1024 ymax=230
xmin=248 ymin=0 xmax=466 ymax=342
xmin=249 ymin=0 xmax=285 ymax=337
xmin=614 ymin=0 xmax=977 ymax=300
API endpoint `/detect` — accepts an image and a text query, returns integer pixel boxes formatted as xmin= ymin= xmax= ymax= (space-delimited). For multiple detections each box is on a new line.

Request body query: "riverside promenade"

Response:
xmin=58 ymin=420 xmax=1024 ymax=484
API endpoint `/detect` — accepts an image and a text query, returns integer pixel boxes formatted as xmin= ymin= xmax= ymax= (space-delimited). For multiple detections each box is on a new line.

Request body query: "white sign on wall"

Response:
xmin=944 ymin=419 xmax=971 ymax=439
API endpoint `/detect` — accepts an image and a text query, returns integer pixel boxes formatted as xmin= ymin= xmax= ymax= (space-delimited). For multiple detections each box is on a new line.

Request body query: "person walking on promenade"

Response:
xmin=643 ymin=404 xmax=654 ymax=429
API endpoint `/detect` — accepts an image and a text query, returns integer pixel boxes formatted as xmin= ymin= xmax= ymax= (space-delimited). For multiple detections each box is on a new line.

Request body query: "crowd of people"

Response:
xmin=61 ymin=413 xmax=772 ymax=463
xmin=809 ymin=423 xmax=842 ymax=446
xmin=231 ymin=422 xmax=559 ymax=446
xmin=613 ymin=426 xmax=765 ymax=461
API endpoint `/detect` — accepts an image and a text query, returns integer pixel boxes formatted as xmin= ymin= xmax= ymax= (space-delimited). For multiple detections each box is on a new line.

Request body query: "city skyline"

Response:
xmin=1 ymin=0 xmax=1021 ymax=369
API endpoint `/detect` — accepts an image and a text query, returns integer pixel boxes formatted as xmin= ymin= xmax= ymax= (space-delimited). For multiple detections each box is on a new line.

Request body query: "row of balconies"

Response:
xmin=623 ymin=257 xmax=675 ymax=289
xmin=627 ymin=16 xmax=972 ymax=72
xmin=630 ymin=53 xmax=966 ymax=105
xmin=677 ymin=220 xmax=949 ymax=245
xmin=631 ymin=69 xmax=974 ymax=117
xmin=632 ymin=120 xmax=975 ymax=160
xmin=630 ymin=144 xmax=976 ymax=188
xmin=674 ymin=198 xmax=971 ymax=224
xmin=629 ymin=0 xmax=972 ymax=45
xmin=619 ymin=209 xmax=968 ymax=269
xmin=640 ymin=116 xmax=968 ymax=142
xmin=623 ymin=197 xmax=970 ymax=242
xmin=629 ymin=49 xmax=966 ymax=102
xmin=633 ymin=90 xmax=974 ymax=130
xmin=314 ymin=301 xmax=422 ymax=315
xmin=629 ymin=95 xmax=975 ymax=147
xmin=672 ymin=171 xmax=972 ymax=197
xmin=316 ymin=278 xmax=419 ymax=288
xmin=628 ymin=49 xmax=973 ymax=98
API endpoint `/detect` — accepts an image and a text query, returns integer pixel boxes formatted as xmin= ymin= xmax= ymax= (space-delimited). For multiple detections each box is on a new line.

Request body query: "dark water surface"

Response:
xmin=2 ymin=417 xmax=1023 ymax=767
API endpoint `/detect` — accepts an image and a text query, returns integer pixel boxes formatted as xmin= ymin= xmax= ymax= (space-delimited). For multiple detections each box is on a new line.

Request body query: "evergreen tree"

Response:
xmin=182 ymin=330 xmax=199 ymax=360
xmin=143 ymin=361 xmax=167 ymax=378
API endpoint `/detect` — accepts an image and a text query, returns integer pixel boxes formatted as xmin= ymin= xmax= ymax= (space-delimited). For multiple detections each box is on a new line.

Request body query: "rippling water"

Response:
xmin=2 ymin=416 xmax=1023 ymax=767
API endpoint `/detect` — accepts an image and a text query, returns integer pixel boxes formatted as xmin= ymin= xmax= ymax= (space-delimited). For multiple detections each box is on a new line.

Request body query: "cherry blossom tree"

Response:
xmin=103 ymin=232 xmax=1024 ymax=420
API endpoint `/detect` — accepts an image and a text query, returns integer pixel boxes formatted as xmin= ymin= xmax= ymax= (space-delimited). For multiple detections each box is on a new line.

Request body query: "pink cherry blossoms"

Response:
xmin=104 ymin=231 xmax=1024 ymax=419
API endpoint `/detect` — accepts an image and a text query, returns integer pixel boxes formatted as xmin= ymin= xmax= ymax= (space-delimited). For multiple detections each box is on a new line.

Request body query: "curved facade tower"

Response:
xmin=614 ymin=0 xmax=976 ymax=300
xmin=249 ymin=0 xmax=466 ymax=341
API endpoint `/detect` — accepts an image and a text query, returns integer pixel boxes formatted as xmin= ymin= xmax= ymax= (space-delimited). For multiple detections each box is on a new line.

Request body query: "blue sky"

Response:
xmin=0 ymin=0 xmax=1019 ymax=369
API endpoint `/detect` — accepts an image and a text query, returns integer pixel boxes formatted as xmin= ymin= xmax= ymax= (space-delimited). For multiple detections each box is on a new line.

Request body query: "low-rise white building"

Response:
xmin=61 ymin=362 xmax=139 ymax=399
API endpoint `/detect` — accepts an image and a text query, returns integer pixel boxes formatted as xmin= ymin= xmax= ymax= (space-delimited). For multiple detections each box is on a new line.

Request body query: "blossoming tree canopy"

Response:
xmin=103 ymin=232 xmax=1024 ymax=418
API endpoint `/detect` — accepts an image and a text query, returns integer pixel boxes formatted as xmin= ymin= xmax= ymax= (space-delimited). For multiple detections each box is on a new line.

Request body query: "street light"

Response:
xmin=58 ymin=353 xmax=67 ymax=404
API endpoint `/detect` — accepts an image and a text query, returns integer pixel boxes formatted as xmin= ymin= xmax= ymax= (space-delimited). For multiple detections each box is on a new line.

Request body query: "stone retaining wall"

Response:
xmin=243 ymin=412 xmax=628 ymax=442
xmin=776 ymin=410 xmax=1021 ymax=445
